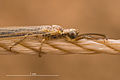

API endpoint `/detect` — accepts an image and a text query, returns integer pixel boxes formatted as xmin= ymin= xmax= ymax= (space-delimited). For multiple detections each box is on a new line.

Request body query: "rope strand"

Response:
xmin=0 ymin=39 xmax=119 ymax=55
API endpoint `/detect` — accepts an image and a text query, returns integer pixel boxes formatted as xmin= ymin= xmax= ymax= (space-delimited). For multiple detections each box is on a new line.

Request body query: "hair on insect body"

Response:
xmin=0 ymin=25 xmax=107 ymax=57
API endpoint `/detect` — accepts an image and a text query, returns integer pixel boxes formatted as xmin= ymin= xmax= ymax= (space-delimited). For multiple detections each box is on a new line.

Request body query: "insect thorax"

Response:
xmin=41 ymin=28 xmax=78 ymax=40
xmin=42 ymin=32 xmax=66 ymax=40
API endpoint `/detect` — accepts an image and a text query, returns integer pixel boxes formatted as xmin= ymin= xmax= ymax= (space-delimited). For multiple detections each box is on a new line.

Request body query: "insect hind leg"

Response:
xmin=9 ymin=34 xmax=29 ymax=51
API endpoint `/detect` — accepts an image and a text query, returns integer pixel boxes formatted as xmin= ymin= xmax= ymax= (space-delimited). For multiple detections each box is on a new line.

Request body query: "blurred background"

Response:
xmin=0 ymin=0 xmax=120 ymax=80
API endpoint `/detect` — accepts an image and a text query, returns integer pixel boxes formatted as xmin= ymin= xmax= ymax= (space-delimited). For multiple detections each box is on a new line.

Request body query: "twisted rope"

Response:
xmin=0 ymin=38 xmax=119 ymax=56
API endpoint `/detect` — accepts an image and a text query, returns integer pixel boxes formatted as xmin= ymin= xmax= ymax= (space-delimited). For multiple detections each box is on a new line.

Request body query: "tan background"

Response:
xmin=0 ymin=0 xmax=120 ymax=80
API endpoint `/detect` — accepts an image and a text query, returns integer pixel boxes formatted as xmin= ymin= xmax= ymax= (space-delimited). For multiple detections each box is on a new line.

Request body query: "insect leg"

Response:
xmin=38 ymin=38 xmax=46 ymax=57
xmin=9 ymin=34 xmax=29 ymax=51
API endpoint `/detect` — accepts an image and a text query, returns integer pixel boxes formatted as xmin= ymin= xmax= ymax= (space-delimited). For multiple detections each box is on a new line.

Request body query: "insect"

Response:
xmin=0 ymin=25 xmax=107 ymax=57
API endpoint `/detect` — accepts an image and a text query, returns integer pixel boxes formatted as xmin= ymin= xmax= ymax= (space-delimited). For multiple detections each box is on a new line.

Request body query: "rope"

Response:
xmin=0 ymin=39 xmax=120 ymax=56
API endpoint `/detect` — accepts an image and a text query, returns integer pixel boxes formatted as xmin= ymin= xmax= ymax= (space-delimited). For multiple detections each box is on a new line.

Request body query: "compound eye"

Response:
xmin=68 ymin=31 xmax=78 ymax=39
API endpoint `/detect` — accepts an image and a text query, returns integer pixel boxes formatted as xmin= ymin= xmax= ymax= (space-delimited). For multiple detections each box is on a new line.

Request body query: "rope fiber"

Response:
xmin=0 ymin=39 xmax=120 ymax=56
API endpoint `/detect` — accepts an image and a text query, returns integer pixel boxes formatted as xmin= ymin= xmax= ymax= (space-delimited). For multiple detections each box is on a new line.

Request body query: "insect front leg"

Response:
xmin=65 ymin=36 xmax=76 ymax=42
xmin=9 ymin=34 xmax=29 ymax=51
